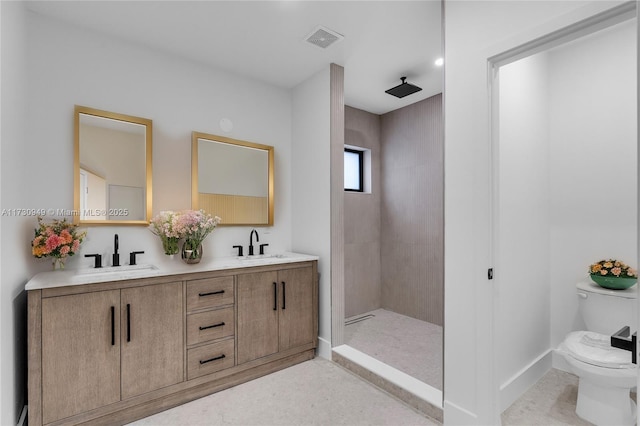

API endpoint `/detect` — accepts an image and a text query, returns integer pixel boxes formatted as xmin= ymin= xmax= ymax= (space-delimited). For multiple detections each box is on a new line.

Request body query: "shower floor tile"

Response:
xmin=344 ymin=308 xmax=443 ymax=390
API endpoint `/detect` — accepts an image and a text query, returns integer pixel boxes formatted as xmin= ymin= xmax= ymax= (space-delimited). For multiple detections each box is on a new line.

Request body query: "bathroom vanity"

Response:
xmin=26 ymin=253 xmax=318 ymax=426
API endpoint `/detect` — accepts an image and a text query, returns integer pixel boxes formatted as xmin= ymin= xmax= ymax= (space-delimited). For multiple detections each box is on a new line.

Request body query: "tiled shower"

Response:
xmin=344 ymin=94 xmax=444 ymax=388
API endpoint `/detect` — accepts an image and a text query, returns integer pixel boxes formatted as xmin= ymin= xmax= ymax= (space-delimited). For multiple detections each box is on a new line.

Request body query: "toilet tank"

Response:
xmin=577 ymin=281 xmax=637 ymax=335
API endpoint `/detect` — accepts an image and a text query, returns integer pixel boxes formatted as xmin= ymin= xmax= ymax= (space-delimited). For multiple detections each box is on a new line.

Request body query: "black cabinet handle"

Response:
xmin=273 ymin=282 xmax=277 ymax=310
xmin=126 ymin=303 xmax=131 ymax=342
xmin=282 ymin=281 xmax=286 ymax=310
xmin=199 ymin=290 xmax=225 ymax=297
xmin=199 ymin=354 xmax=226 ymax=365
xmin=199 ymin=322 xmax=225 ymax=331
xmin=111 ymin=306 xmax=115 ymax=346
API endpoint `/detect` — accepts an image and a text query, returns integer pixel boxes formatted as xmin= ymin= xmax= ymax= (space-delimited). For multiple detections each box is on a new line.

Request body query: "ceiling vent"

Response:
xmin=305 ymin=25 xmax=344 ymax=49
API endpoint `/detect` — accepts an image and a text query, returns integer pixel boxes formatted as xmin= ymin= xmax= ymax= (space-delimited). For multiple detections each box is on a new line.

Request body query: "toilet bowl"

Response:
xmin=559 ymin=281 xmax=638 ymax=426
xmin=560 ymin=331 xmax=636 ymax=425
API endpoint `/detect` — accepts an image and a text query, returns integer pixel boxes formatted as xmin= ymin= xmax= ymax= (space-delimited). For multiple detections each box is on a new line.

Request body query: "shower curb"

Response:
xmin=332 ymin=349 xmax=443 ymax=423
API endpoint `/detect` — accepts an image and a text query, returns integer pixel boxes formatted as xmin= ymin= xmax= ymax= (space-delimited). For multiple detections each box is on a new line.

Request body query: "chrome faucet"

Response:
xmin=112 ymin=234 xmax=120 ymax=267
xmin=248 ymin=229 xmax=259 ymax=256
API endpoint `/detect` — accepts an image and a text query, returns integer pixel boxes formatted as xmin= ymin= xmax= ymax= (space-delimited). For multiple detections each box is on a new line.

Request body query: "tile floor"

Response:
xmin=344 ymin=308 xmax=443 ymax=390
xmin=503 ymin=368 xmax=617 ymax=425
xmin=129 ymin=358 xmax=438 ymax=426
xmin=128 ymin=359 xmax=627 ymax=425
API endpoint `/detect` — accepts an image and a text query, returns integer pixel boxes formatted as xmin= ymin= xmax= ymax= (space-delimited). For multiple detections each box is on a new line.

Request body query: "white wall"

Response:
xmin=291 ymin=68 xmax=332 ymax=356
xmin=443 ymin=1 xmax=628 ymax=423
xmin=548 ymin=19 xmax=637 ymax=348
xmin=498 ymin=52 xmax=551 ymax=408
xmin=1 ymin=1 xmax=29 ymax=424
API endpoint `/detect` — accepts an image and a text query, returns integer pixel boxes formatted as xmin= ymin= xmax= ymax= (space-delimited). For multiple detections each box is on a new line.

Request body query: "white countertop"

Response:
xmin=25 ymin=252 xmax=319 ymax=291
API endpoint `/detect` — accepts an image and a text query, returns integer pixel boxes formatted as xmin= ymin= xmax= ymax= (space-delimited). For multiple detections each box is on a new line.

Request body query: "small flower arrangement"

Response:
xmin=32 ymin=216 xmax=87 ymax=269
xmin=589 ymin=259 xmax=638 ymax=278
xmin=173 ymin=209 xmax=221 ymax=248
xmin=149 ymin=211 xmax=181 ymax=255
xmin=174 ymin=210 xmax=221 ymax=262
xmin=149 ymin=210 xmax=221 ymax=259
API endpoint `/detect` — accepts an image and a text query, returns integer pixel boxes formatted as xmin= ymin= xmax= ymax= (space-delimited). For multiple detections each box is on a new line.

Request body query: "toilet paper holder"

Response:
xmin=611 ymin=326 xmax=637 ymax=364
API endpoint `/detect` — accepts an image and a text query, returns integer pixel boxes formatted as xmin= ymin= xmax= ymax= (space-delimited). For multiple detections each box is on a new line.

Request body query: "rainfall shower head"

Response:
xmin=385 ymin=77 xmax=422 ymax=98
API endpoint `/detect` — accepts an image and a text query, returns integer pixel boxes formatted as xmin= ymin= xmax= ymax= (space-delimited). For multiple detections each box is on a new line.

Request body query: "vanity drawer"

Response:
xmin=187 ymin=277 xmax=234 ymax=311
xmin=187 ymin=307 xmax=234 ymax=345
xmin=187 ymin=339 xmax=235 ymax=380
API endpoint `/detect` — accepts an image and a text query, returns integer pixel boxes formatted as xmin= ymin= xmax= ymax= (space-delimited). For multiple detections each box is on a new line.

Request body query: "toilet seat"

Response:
xmin=563 ymin=331 xmax=635 ymax=369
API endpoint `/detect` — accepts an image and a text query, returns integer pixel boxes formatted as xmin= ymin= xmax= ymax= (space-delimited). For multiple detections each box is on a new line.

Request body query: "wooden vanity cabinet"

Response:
xmin=38 ymin=281 xmax=183 ymax=424
xmin=120 ymin=282 xmax=184 ymax=400
xmin=185 ymin=276 xmax=236 ymax=380
xmin=277 ymin=267 xmax=315 ymax=352
xmin=41 ymin=290 xmax=121 ymax=424
xmin=28 ymin=260 xmax=317 ymax=426
xmin=237 ymin=266 xmax=315 ymax=364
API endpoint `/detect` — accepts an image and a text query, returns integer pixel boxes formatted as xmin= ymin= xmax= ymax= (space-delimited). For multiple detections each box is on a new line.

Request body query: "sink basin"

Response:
xmin=237 ymin=254 xmax=288 ymax=261
xmin=76 ymin=264 xmax=158 ymax=275
xmin=73 ymin=264 xmax=160 ymax=282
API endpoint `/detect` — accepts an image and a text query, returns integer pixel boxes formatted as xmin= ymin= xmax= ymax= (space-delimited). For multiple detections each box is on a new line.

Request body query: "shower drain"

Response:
xmin=344 ymin=314 xmax=375 ymax=326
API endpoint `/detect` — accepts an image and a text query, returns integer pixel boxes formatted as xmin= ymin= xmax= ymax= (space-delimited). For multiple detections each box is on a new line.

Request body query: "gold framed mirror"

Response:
xmin=74 ymin=106 xmax=152 ymax=225
xmin=192 ymin=132 xmax=274 ymax=226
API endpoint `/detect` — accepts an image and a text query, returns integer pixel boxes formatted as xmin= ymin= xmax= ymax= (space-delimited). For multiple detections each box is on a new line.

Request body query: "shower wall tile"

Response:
xmin=345 ymin=241 xmax=382 ymax=317
xmin=380 ymin=94 xmax=443 ymax=326
xmin=344 ymin=96 xmax=443 ymax=324
xmin=344 ymin=106 xmax=382 ymax=318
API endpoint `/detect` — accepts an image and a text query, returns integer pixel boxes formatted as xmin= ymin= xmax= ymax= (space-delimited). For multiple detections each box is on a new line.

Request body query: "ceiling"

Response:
xmin=26 ymin=1 xmax=443 ymax=115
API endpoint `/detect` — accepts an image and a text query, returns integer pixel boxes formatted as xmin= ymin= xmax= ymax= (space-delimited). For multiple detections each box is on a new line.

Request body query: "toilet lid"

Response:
xmin=563 ymin=331 xmax=635 ymax=369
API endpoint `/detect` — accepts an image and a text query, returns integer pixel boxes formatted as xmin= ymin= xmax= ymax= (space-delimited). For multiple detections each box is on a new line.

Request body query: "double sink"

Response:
xmin=71 ymin=254 xmax=290 ymax=283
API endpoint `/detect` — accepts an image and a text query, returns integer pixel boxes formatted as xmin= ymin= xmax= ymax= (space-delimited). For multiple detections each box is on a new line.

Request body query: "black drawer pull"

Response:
xmin=199 ymin=290 xmax=225 ymax=297
xmin=199 ymin=322 xmax=225 ymax=331
xmin=200 ymin=354 xmax=226 ymax=365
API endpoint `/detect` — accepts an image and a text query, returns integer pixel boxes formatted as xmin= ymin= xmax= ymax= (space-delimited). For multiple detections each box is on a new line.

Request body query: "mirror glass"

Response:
xmin=192 ymin=132 xmax=274 ymax=226
xmin=74 ymin=106 xmax=152 ymax=225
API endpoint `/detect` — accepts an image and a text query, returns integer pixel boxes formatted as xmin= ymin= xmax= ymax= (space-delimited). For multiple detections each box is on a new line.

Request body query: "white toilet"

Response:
xmin=558 ymin=281 xmax=637 ymax=426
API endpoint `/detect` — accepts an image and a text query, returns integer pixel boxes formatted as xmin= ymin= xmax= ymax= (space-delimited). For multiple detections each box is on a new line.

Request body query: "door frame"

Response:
xmin=487 ymin=1 xmax=637 ymax=419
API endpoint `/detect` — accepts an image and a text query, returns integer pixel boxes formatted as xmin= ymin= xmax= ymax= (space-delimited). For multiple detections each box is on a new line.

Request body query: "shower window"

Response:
xmin=344 ymin=148 xmax=364 ymax=192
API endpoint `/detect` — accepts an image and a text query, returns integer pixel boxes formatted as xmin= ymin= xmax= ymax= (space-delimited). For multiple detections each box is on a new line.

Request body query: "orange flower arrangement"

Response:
xmin=32 ymin=216 xmax=86 ymax=268
xmin=589 ymin=259 xmax=637 ymax=278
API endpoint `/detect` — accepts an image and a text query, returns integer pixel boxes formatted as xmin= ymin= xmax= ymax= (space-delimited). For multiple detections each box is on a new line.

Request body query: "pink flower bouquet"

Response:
xmin=149 ymin=210 xmax=221 ymax=258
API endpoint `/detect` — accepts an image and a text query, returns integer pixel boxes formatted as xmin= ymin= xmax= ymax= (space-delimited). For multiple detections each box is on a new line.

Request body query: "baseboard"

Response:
xmin=442 ymin=400 xmax=478 ymax=424
xmin=499 ymin=349 xmax=553 ymax=412
xmin=17 ymin=405 xmax=27 ymax=426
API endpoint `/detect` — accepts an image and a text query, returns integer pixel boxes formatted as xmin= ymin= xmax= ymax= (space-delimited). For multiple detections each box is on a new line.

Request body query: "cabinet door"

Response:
xmin=278 ymin=267 xmax=314 ymax=351
xmin=237 ymin=271 xmax=279 ymax=364
xmin=121 ymin=282 xmax=183 ymax=399
xmin=42 ymin=290 xmax=121 ymax=424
